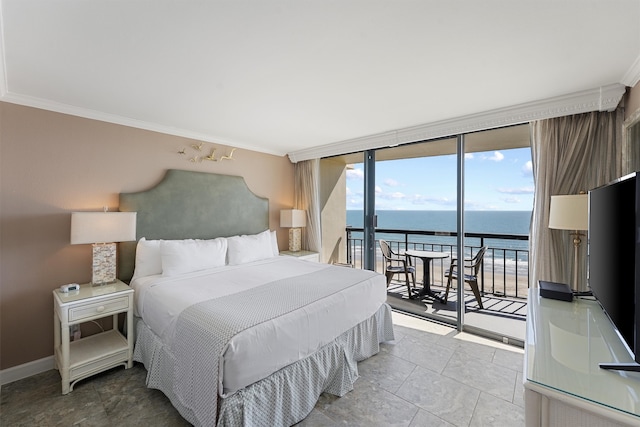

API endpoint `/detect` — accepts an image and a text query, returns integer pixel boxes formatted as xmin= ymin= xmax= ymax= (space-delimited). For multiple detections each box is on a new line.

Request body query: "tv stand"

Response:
xmin=600 ymin=362 xmax=640 ymax=372
xmin=525 ymin=293 xmax=640 ymax=426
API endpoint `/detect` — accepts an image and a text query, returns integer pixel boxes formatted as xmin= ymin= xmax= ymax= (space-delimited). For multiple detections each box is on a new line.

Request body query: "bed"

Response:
xmin=118 ymin=169 xmax=394 ymax=426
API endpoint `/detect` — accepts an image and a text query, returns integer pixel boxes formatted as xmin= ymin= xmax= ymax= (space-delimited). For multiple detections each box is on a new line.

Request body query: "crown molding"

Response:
xmin=0 ymin=80 xmax=626 ymax=163
xmin=622 ymin=54 xmax=640 ymax=87
xmin=287 ymin=84 xmax=626 ymax=163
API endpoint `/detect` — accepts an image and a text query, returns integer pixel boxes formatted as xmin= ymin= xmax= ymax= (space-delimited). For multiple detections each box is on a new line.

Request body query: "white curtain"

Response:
xmin=530 ymin=109 xmax=623 ymax=291
xmin=294 ymin=159 xmax=322 ymax=253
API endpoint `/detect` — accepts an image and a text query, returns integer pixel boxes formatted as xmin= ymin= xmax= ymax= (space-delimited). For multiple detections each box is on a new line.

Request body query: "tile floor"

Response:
xmin=386 ymin=283 xmax=527 ymax=345
xmin=1 ymin=311 xmax=525 ymax=426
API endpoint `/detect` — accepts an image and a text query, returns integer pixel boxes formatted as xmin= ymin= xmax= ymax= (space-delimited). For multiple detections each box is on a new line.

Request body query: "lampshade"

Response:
xmin=280 ymin=209 xmax=306 ymax=228
xmin=549 ymin=194 xmax=588 ymax=231
xmin=71 ymin=212 xmax=137 ymax=244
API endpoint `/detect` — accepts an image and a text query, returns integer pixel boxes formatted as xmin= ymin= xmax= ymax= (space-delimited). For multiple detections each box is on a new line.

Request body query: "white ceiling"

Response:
xmin=1 ymin=1 xmax=639 ymax=161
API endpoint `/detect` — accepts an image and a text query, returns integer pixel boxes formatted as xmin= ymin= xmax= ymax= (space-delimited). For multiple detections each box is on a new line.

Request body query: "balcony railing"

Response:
xmin=346 ymin=227 xmax=530 ymax=299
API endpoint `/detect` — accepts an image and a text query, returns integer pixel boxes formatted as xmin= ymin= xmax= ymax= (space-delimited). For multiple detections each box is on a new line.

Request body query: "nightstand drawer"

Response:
xmin=68 ymin=296 xmax=129 ymax=322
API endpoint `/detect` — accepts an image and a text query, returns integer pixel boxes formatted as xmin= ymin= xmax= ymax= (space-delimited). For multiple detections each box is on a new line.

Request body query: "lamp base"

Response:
xmin=288 ymin=228 xmax=302 ymax=252
xmin=571 ymin=231 xmax=585 ymax=293
xmin=92 ymin=243 xmax=117 ymax=285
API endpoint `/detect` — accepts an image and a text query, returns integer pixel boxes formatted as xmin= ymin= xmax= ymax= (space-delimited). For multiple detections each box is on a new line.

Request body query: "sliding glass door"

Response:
xmin=343 ymin=125 xmax=532 ymax=341
xmin=358 ymin=140 xmax=462 ymax=327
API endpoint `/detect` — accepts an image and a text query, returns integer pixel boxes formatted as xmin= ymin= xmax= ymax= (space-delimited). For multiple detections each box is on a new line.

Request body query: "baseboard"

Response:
xmin=0 ymin=356 xmax=55 ymax=386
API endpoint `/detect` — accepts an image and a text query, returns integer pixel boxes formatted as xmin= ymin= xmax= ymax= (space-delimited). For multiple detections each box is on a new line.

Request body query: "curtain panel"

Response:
xmin=530 ymin=109 xmax=623 ymax=291
xmin=294 ymin=159 xmax=322 ymax=253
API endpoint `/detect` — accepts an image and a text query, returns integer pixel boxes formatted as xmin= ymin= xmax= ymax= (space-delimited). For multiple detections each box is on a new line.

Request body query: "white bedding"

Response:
xmin=131 ymin=256 xmax=387 ymax=395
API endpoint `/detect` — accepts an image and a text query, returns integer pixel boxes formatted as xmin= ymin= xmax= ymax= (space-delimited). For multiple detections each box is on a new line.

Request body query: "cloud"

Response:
xmin=502 ymin=196 xmax=521 ymax=204
xmin=376 ymin=191 xmax=406 ymax=200
xmin=375 ymin=185 xmax=382 ymax=193
xmin=497 ymin=186 xmax=535 ymax=195
xmin=465 ymin=153 xmax=474 ymax=160
xmin=522 ymin=160 xmax=533 ymax=177
xmin=479 ymin=151 xmax=504 ymax=161
xmin=384 ymin=178 xmax=399 ymax=187
xmin=488 ymin=151 xmax=504 ymax=162
xmin=346 ymin=168 xmax=364 ymax=179
xmin=347 ymin=198 xmax=362 ymax=208
xmin=409 ymin=194 xmax=454 ymax=207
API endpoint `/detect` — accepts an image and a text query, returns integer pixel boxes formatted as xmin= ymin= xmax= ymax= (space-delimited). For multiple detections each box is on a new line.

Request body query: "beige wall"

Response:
xmin=0 ymin=102 xmax=294 ymax=370
xmin=319 ymin=158 xmax=347 ymax=264
xmin=626 ymin=81 xmax=640 ymax=120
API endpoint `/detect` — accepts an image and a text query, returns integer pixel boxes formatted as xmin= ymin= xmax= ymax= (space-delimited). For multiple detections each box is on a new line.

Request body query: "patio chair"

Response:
xmin=443 ymin=246 xmax=488 ymax=309
xmin=379 ymin=239 xmax=416 ymax=296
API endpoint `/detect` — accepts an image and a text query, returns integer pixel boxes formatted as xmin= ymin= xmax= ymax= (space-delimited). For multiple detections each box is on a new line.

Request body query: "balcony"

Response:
xmin=345 ymin=227 xmax=528 ymax=345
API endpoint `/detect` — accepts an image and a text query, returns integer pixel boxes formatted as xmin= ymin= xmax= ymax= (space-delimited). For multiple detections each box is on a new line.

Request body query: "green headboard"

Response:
xmin=118 ymin=169 xmax=269 ymax=282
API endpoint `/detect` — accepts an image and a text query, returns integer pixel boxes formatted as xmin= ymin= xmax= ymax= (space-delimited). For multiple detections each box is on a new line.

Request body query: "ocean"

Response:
xmin=346 ymin=210 xmax=531 ymax=235
xmin=346 ymin=210 xmax=531 ymax=275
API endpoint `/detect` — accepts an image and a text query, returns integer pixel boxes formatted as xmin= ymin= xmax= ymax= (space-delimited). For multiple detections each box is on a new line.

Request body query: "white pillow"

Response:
xmin=270 ymin=230 xmax=279 ymax=256
xmin=132 ymin=237 xmax=163 ymax=280
xmin=161 ymin=238 xmax=227 ymax=277
xmin=227 ymin=230 xmax=276 ymax=265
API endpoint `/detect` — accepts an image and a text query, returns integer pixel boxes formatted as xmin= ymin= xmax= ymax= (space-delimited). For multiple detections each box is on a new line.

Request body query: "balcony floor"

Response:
xmin=386 ymin=281 xmax=527 ymax=346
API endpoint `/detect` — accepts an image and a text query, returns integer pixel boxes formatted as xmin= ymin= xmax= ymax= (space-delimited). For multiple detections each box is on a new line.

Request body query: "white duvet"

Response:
xmin=131 ymin=256 xmax=387 ymax=395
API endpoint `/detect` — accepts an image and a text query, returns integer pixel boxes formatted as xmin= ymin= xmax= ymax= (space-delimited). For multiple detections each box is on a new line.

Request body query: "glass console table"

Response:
xmin=525 ymin=293 xmax=640 ymax=426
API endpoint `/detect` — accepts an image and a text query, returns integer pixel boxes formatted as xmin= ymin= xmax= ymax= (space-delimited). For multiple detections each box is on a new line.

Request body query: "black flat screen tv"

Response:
xmin=588 ymin=172 xmax=640 ymax=371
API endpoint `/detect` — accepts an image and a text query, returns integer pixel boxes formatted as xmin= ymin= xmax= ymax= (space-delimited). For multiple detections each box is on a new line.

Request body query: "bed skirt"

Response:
xmin=133 ymin=302 xmax=395 ymax=426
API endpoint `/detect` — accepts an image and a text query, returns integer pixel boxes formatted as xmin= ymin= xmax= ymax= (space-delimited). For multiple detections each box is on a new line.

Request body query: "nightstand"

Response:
xmin=53 ymin=280 xmax=134 ymax=394
xmin=280 ymin=250 xmax=320 ymax=262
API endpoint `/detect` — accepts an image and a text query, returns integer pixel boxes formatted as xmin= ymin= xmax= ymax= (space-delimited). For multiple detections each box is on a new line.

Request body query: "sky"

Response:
xmin=346 ymin=147 xmax=534 ymax=211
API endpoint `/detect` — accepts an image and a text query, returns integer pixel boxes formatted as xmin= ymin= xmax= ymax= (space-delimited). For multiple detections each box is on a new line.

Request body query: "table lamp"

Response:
xmin=71 ymin=211 xmax=137 ymax=285
xmin=280 ymin=209 xmax=306 ymax=252
xmin=548 ymin=193 xmax=588 ymax=292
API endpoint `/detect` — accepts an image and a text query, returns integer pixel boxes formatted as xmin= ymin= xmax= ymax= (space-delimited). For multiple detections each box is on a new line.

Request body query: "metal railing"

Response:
xmin=346 ymin=227 xmax=530 ymax=299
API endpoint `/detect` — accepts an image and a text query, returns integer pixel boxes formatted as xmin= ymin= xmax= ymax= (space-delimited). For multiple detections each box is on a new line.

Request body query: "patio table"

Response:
xmin=405 ymin=250 xmax=450 ymax=302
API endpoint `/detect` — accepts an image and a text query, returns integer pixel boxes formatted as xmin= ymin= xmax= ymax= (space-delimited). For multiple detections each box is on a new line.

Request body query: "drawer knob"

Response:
xmin=96 ymin=305 xmax=105 ymax=313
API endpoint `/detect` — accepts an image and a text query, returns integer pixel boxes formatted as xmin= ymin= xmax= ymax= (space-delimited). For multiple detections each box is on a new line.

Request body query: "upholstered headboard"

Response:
xmin=118 ymin=169 xmax=269 ymax=282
